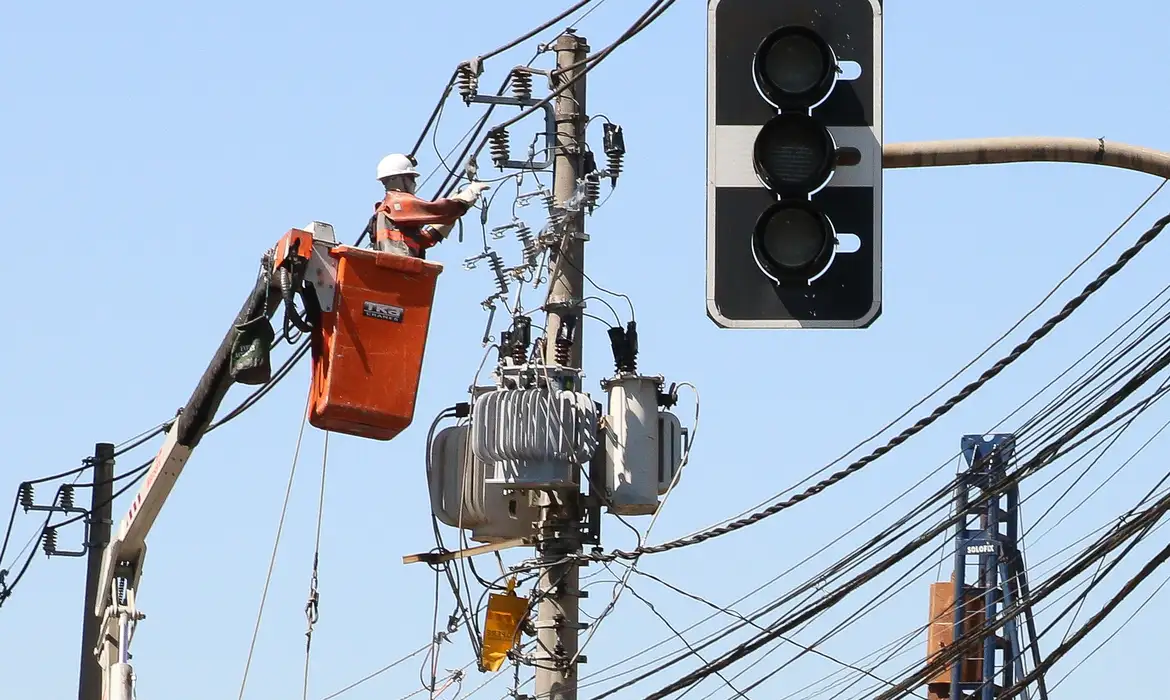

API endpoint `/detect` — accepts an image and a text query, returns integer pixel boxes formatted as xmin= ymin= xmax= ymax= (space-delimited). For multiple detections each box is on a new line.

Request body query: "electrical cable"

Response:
xmin=491 ymin=0 xmax=678 ymax=135
xmin=408 ymin=0 xmax=600 ymax=163
xmin=319 ymin=643 xmax=431 ymax=699
xmin=568 ymin=383 xmax=698 ymax=667
xmin=664 ymin=362 xmax=1165 ymax=700
xmin=834 ymin=441 xmax=1170 ymax=700
xmin=435 ymin=0 xmax=676 ymax=206
xmin=614 ymin=574 xmax=748 ymax=699
xmin=606 ymin=349 xmax=1170 ymax=698
xmin=1047 ymin=565 xmax=1170 ymax=692
xmin=665 ymin=185 xmax=1170 ymax=550
xmin=568 ymin=454 xmax=952 ymax=695
xmin=629 ymin=565 xmax=917 ymax=699
xmin=478 ymin=0 xmax=598 ymax=63
xmin=872 ymin=491 xmax=1170 ymax=700
xmin=585 ymin=209 xmax=1170 ymax=564
xmin=237 ymin=391 xmax=311 ymax=700
xmin=566 ymin=0 xmax=612 ymax=30
xmin=302 ymin=431 xmax=329 ymax=700
xmin=41 ymin=458 xmax=151 ymax=533
xmin=801 ymin=479 xmax=1170 ymax=700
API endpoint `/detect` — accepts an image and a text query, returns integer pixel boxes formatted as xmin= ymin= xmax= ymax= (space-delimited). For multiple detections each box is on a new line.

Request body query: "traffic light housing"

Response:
xmin=706 ymin=0 xmax=883 ymax=329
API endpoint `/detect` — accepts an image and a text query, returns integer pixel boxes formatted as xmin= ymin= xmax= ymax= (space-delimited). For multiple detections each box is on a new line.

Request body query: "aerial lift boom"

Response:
xmin=91 ymin=222 xmax=445 ymax=699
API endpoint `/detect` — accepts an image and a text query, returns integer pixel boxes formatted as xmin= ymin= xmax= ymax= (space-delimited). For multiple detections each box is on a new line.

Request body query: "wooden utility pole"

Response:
xmin=78 ymin=442 xmax=114 ymax=700
xmin=535 ymin=30 xmax=589 ymax=700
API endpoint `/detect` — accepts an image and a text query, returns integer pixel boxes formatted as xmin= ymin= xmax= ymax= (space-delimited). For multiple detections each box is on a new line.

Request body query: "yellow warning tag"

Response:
xmin=480 ymin=578 xmax=529 ymax=672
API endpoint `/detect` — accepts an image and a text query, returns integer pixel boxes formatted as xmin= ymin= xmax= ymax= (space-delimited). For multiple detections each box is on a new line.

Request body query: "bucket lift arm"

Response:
xmin=92 ymin=222 xmax=339 ymax=700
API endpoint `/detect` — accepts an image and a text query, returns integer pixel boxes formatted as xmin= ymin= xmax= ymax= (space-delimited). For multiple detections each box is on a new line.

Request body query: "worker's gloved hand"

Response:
xmin=452 ymin=180 xmax=491 ymax=205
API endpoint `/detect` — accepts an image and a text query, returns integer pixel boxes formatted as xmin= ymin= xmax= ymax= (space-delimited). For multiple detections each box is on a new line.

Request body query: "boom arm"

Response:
xmin=92 ymin=222 xmax=338 ymax=700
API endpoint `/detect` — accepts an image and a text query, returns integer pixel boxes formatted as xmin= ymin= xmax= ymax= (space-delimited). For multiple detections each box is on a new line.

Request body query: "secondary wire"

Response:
xmin=572 ymin=287 xmax=1170 ymax=695
xmin=587 ymin=209 xmax=1170 ymax=564
xmin=620 ymin=349 xmax=1170 ymax=697
xmin=658 ymin=182 xmax=1170 ymax=549
xmin=238 ymin=391 xmax=312 ymax=700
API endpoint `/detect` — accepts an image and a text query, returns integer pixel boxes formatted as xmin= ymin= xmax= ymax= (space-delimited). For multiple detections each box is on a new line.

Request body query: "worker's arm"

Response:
xmin=385 ymin=192 xmax=472 ymax=227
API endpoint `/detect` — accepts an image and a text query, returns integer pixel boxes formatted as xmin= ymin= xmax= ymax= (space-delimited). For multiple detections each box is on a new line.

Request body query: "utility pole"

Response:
xmin=78 ymin=442 xmax=114 ymax=700
xmin=535 ymin=30 xmax=588 ymax=700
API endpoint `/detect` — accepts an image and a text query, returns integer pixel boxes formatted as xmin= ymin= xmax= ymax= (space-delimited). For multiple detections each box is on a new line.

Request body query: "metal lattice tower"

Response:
xmin=928 ymin=434 xmax=1049 ymax=700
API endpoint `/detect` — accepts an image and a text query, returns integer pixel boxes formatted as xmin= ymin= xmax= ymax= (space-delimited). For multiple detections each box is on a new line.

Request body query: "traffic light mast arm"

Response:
xmin=884 ymin=136 xmax=1170 ymax=179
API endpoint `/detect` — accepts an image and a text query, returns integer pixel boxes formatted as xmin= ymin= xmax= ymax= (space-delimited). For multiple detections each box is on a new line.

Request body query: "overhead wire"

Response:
xmin=655 ymin=182 xmax=1170 ymax=549
xmin=802 ymin=475 xmax=1170 ymax=700
xmin=585 ymin=209 xmax=1170 ymax=564
xmin=435 ymin=0 xmax=677 ymax=204
xmin=602 ymin=338 xmax=1170 ymax=697
xmin=237 ymin=391 xmax=312 ymax=700
xmin=491 ymin=0 xmax=677 ymax=136
xmin=627 ymin=360 xmax=1155 ymax=697
xmin=302 ymin=431 xmax=330 ymax=700
xmin=407 ymin=0 xmax=599 ymax=161
xmin=804 ymin=400 xmax=1170 ymax=700
xmin=868 ymin=481 xmax=1170 ymax=700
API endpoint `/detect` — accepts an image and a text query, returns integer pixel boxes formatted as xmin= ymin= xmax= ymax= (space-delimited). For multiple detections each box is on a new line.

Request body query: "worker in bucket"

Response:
xmin=372 ymin=153 xmax=490 ymax=258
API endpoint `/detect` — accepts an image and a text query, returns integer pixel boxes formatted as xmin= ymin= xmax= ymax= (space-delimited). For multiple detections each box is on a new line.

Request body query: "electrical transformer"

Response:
xmin=427 ymin=423 xmax=540 ymax=543
xmin=600 ymin=374 xmax=688 ymax=515
xmin=470 ymin=365 xmax=600 ymax=489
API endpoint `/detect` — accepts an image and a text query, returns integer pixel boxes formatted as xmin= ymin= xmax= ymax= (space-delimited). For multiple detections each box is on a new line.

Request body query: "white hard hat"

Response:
xmin=376 ymin=153 xmax=419 ymax=181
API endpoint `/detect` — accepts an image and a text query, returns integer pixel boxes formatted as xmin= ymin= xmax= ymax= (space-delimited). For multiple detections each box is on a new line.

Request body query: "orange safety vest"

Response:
xmin=374 ymin=191 xmax=471 ymax=258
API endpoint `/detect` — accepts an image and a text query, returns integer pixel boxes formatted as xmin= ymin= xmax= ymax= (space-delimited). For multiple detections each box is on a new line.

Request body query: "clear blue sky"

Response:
xmin=4 ymin=1 xmax=1170 ymax=698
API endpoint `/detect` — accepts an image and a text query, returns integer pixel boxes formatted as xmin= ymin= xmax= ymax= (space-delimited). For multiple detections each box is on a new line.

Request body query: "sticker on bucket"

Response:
xmin=363 ymin=301 xmax=404 ymax=323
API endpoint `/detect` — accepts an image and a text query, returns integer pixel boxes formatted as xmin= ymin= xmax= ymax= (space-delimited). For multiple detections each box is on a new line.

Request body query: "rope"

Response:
xmin=238 ymin=394 xmax=311 ymax=699
xmin=303 ymin=431 xmax=330 ymax=700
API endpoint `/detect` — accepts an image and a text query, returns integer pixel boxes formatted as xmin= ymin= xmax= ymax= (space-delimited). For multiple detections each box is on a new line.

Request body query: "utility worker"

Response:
xmin=372 ymin=153 xmax=490 ymax=258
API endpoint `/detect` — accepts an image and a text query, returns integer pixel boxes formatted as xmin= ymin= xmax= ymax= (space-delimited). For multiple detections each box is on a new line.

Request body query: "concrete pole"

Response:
xmin=78 ymin=443 xmax=114 ymax=700
xmin=534 ymin=31 xmax=589 ymax=700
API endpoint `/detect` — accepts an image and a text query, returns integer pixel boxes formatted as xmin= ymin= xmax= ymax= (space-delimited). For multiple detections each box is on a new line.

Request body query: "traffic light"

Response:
xmin=706 ymin=0 xmax=883 ymax=329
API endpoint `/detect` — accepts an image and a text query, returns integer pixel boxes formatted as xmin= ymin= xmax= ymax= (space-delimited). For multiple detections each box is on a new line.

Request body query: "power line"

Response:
xmin=588 ymin=287 xmax=1170 ymax=696
xmin=618 ymin=342 xmax=1170 ymax=696
xmin=587 ymin=209 xmax=1170 ymax=564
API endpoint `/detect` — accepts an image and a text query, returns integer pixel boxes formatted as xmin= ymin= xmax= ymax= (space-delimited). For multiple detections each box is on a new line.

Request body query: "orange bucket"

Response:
xmin=309 ymin=246 xmax=443 ymax=441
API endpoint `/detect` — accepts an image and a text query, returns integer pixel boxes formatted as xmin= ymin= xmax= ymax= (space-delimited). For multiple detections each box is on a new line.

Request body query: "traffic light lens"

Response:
xmin=753 ymin=114 xmax=836 ymax=196
xmin=763 ymin=34 xmax=825 ymax=95
xmin=753 ymin=202 xmax=835 ymax=283
xmin=753 ymin=26 xmax=838 ymax=109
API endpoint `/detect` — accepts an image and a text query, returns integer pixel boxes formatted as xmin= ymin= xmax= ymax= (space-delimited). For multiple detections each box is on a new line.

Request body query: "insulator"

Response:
xmin=603 ymin=122 xmax=625 ymax=187
xmin=487 ymin=251 xmax=509 ymax=297
xmin=555 ymin=338 xmax=571 ymax=366
xmin=510 ymin=341 xmax=527 ymax=365
xmin=554 ymin=315 xmax=578 ymax=366
xmin=584 ymin=176 xmax=600 ymax=212
xmin=508 ymin=317 xmax=531 ymax=366
xmin=512 ymin=70 xmax=533 ymax=101
xmin=18 ymin=482 xmax=33 ymax=510
xmin=606 ymin=151 xmax=625 ymax=185
xmin=515 ymin=223 xmax=539 ymax=266
xmin=489 ymin=128 xmax=511 ymax=168
xmin=582 ymin=151 xmax=600 ymax=212
xmin=59 ymin=485 xmax=75 ymax=511
xmin=41 ymin=527 xmax=57 ymax=556
xmin=608 ymin=321 xmax=639 ymax=374
xmin=457 ymin=63 xmax=479 ymax=103
xmin=542 ymin=189 xmax=565 ymax=229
